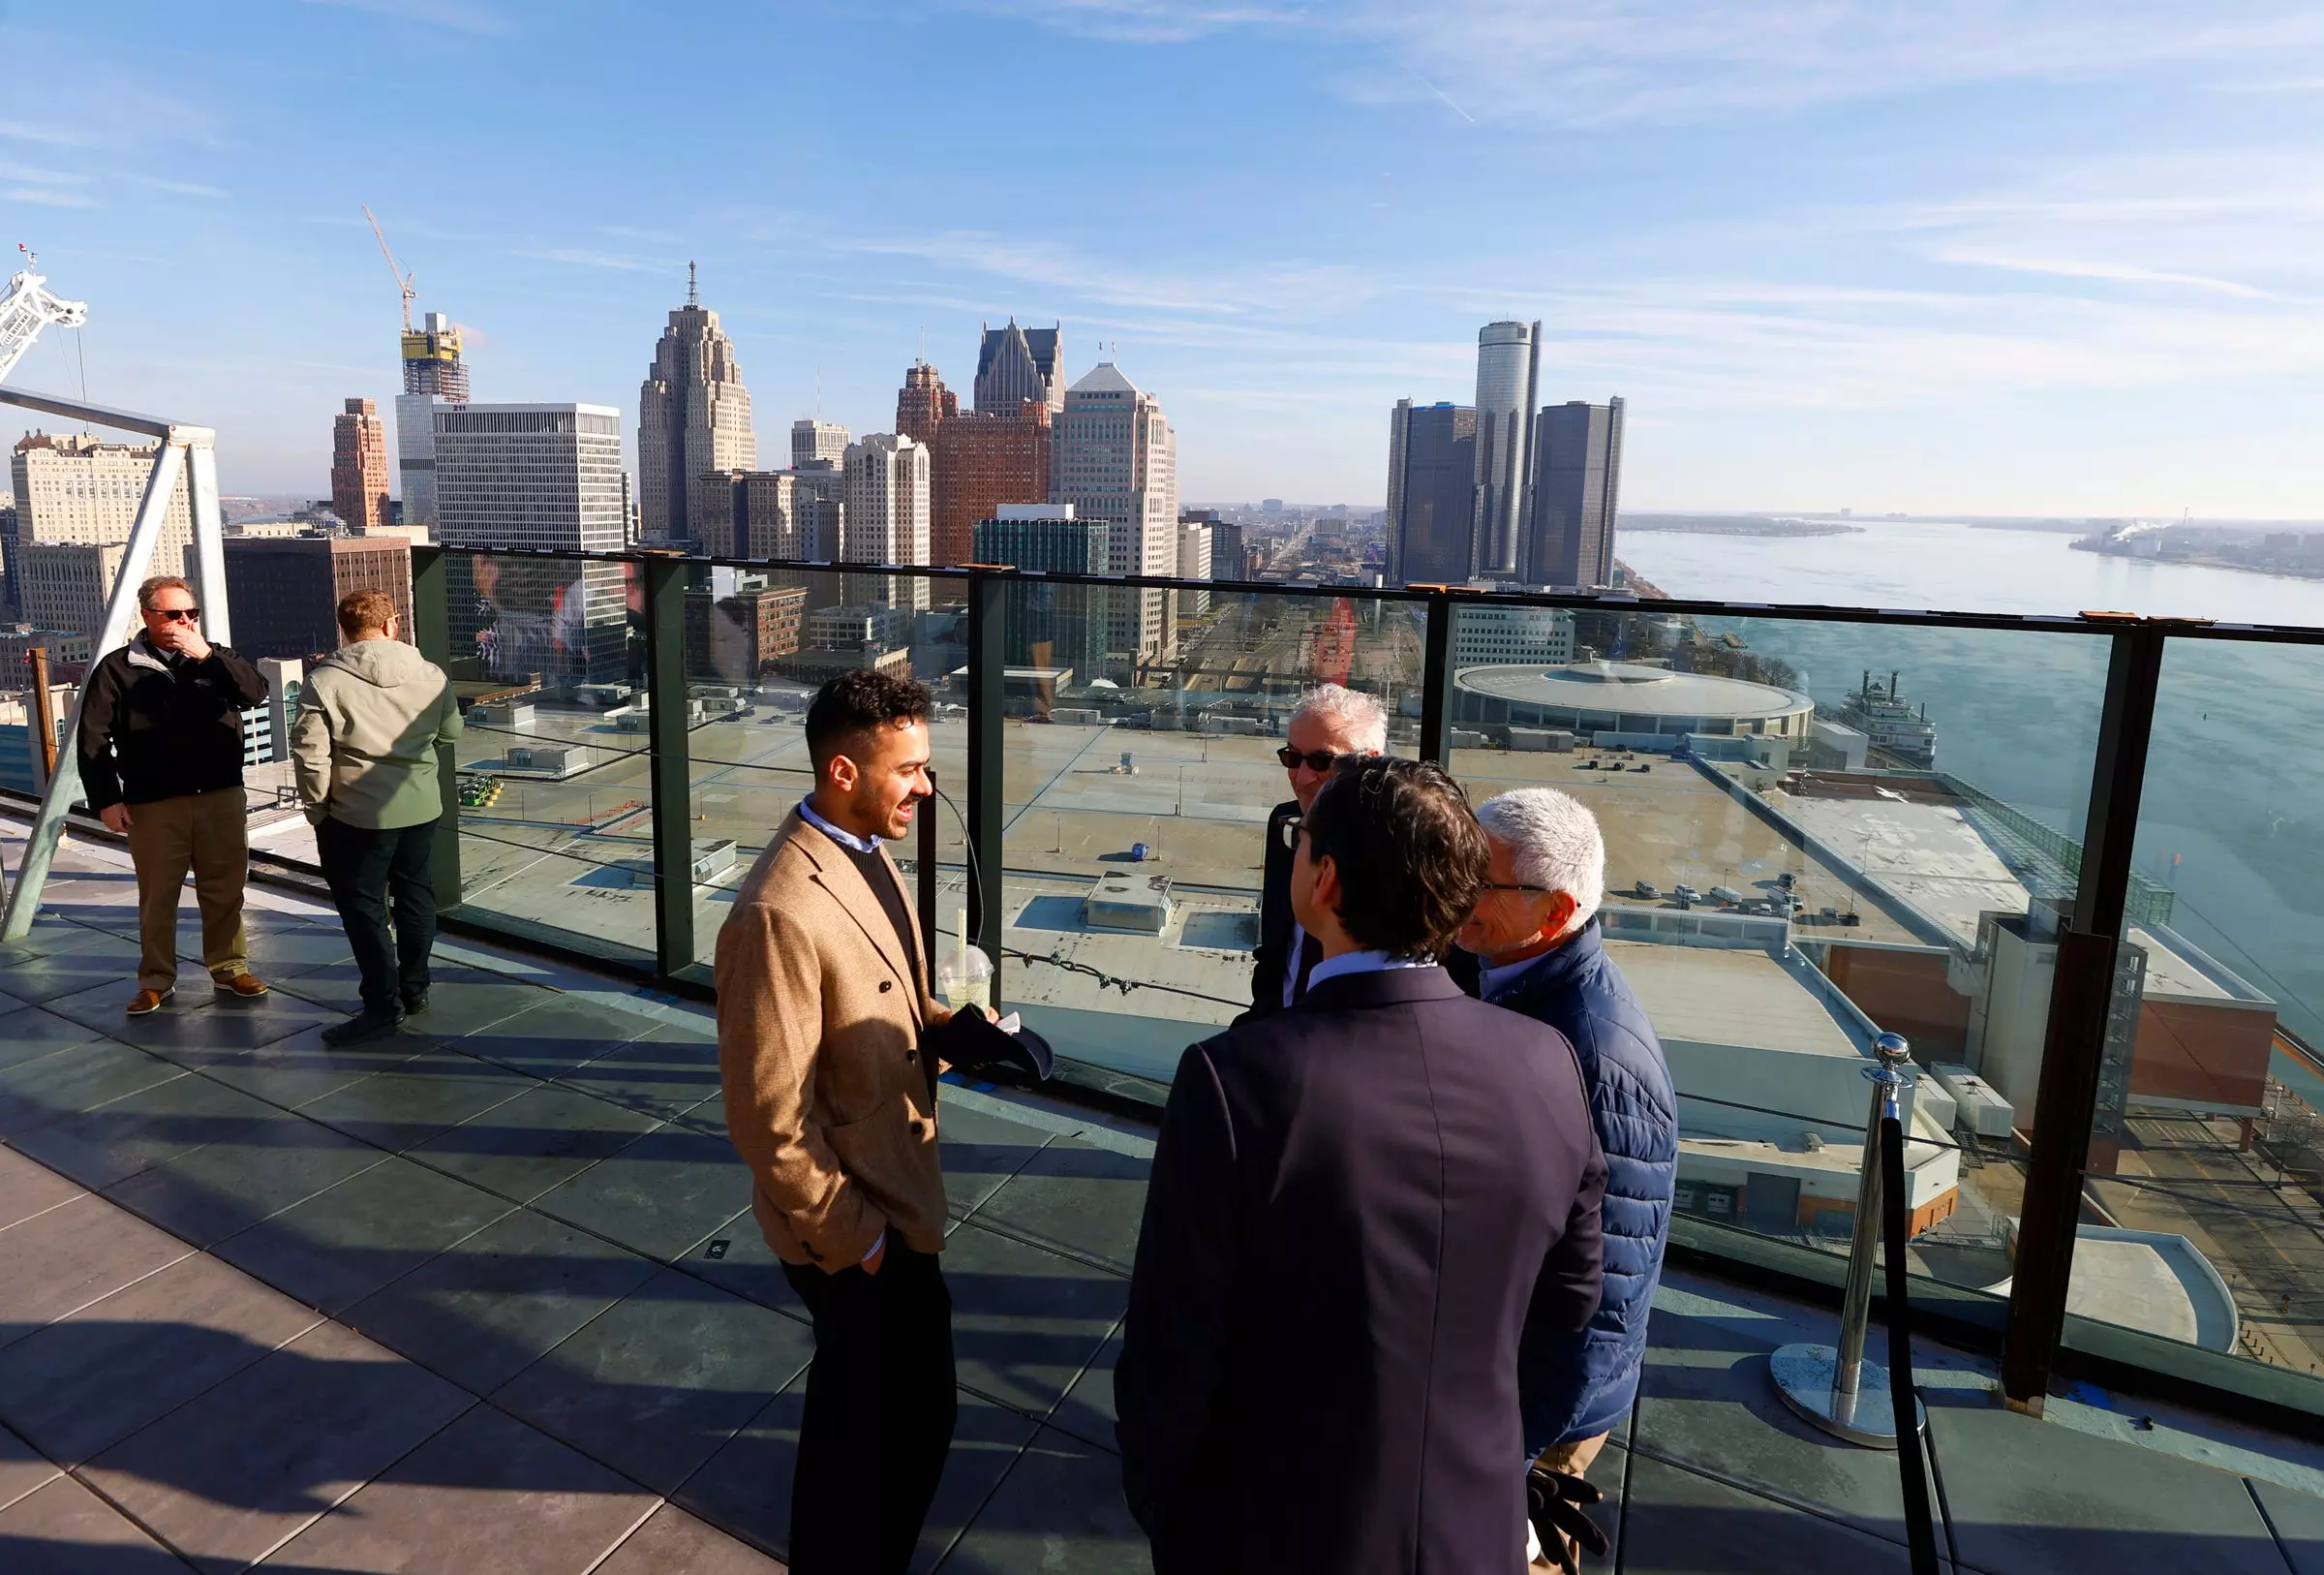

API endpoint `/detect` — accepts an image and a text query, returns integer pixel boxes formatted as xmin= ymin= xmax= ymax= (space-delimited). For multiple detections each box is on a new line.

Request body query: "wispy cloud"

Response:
xmin=0 ymin=120 xmax=90 ymax=148
xmin=524 ymin=248 xmax=680 ymax=275
xmin=4 ymin=187 xmax=98 ymax=208
xmin=294 ymin=0 xmax=513 ymax=36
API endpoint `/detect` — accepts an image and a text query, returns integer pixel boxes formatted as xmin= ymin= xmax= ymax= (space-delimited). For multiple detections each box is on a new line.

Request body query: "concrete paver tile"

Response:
xmin=0 ymin=1042 xmax=186 ymax=1142
xmin=405 ymin=1084 xmax=665 ymax=1206
xmin=0 ymin=1192 xmax=194 ymax=1343
xmin=938 ymin=1425 xmax=1151 ymax=1575
xmin=530 ymin=1121 xmax=749 ymax=1261
xmin=7 ymin=1073 xmax=289 ymax=1193
xmin=596 ymin=1501 xmax=788 ymax=1574
xmin=0 ymin=1145 xmax=85 ymax=1231
xmin=0 ymin=1420 xmax=59 ymax=1515
xmin=943 ymin=1220 xmax=1128 ymax=1423
xmin=0 ymin=1004 xmax=107 ymax=1074
xmin=295 ymin=1058 xmax=535 ymax=1154
xmin=1620 ymin=1452 xmax=1932 ymax=1574
xmin=0 ymin=1470 xmax=184 ymax=1570
xmin=213 ymin=1156 xmax=515 ymax=1314
xmin=103 ymin=1117 xmax=390 ymax=1249
xmin=965 ymin=1137 xmax=1150 ymax=1275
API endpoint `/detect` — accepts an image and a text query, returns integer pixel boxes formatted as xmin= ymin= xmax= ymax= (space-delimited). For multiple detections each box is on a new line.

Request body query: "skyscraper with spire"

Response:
xmin=638 ymin=263 xmax=756 ymax=547
xmin=974 ymin=320 xmax=1063 ymax=413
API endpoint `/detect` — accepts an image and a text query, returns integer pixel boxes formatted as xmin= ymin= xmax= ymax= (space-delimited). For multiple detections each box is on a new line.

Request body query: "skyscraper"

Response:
xmin=1053 ymin=361 xmax=1177 ymax=675
xmin=637 ymin=267 xmax=756 ymax=547
xmin=791 ymin=419 xmax=850 ymax=468
xmin=331 ymin=398 xmax=392 ymax=533
xmin=224 ymin=536 xmax=413 ymax=661
xmin=1385 ymin=400 xmax=1479 ymax=586
xmin=895 ymin=358 xmax=1053 ymax=567
xmin=842 ymin=433 xmax=931 ymax=613
xmin=394 ymin=311 xmax=468 ymax=533
xmin=1522 ymin=396 xmax=1625 ymax=590
xmin=6 ymin=432 xmax=193 ymax=620
xmin=974 ymin=504 xmax=1109 ymax=686
xmin=974 ymin=320 xmax=1064 ymax=413
xmin=1470 ymin=321 xmax=1540 ymax=578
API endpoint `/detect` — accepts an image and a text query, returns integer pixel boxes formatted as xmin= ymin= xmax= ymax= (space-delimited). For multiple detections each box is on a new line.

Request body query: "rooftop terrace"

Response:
xmin=9 ymin=817 xmax=2324 ymax=1573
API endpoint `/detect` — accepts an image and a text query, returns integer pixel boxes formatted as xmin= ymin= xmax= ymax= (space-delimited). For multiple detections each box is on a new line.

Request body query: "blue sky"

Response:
xmin=7 ymin=0 xmax=2324 ymax=516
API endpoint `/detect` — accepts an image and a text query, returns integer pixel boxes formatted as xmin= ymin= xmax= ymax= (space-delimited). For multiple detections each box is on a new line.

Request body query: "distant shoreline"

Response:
xmin=1622 ymin=514 xmax=1862 ymax=539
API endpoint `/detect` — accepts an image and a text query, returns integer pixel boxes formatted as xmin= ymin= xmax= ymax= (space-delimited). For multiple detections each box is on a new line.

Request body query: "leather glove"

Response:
xmin=1527 ymin=1463 xmax=1609 ymax=1575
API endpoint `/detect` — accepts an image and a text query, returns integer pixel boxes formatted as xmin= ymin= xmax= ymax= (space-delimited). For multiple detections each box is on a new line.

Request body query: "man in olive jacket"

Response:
xmin=292 ymin=589 xmax=461 ymax=1045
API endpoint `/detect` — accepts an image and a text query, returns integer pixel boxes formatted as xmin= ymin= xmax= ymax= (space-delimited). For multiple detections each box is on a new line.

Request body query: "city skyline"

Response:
xmin=5 ymin=3 xmax=2324 ymax=517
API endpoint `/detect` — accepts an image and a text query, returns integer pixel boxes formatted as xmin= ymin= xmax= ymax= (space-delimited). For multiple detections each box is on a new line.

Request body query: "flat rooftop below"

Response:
xmin=1609 ymin=940 xmax=1864 ymax=1058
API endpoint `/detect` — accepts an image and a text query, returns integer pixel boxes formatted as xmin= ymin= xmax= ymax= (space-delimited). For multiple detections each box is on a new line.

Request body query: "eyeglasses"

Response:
xmin=151 ymin=607 xmax=199 ymax=623
xmin=1276 ymin=747 xmax=1339 ymax=772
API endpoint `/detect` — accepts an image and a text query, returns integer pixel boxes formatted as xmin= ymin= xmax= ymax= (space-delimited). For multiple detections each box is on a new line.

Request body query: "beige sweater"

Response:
xmin=291 ymin=637 xmax=461 ymax=830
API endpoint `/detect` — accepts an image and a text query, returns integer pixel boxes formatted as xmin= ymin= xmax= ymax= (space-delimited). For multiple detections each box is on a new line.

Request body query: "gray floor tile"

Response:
xmin=0 ymin=915 xmax=138 ymax=966
xmin=268 ymin=959 xmax=499 ymax=1020
xmin=945 ymin=1220 xmax=1129 ymax=1423
xmin=0 ymin=1004 xmax=107 ymax=1073
xmin=0 ymin=1251 xmax=322 ymax=1465
xmin=45 ymin=980 xmax=341 ymax=1056
xmin=0 ymin=1191 xmax=193 ymax=1339
xmin=0 ymin=947 xmax=144 ymax=1006
xmin=256 ymin=1402 xmax=654 ymax=1573
xmin=339 ymin=1207 xmax=661 ymax=1394
xmin=530 ymin=1121 xmax=750 ymax=1260
xmin=142 ymin=1017 xmax=438 ymax=1109
xmin=204 ymin=927 xmax=354 ymax=977
xmin=1620 ymin=1452 xmax=1933 ymax=1574
xmin=555 ymin=1022 xmax=724 ymax=1120
xmin=684 ymin=1209 xmax=810 ymax=1321
xmin=0 ymin=1146 xmax=83 ymax=1231
xmin=939 ymin=1102 xmax=1056 ymax=1220
xmin=674 ymin=1380 xmax=1038 ymax=1573
xmin=966 ymin=1136 xmax=1151 ymax=1274
xmin=296 ymin=1055 xmax=535 ymax=1153
xmin=213 ymin=1156 xmax=516 ymax=1313
xmin=1049 ymin=1329 xmax=1121 ymax=1455
xmin=1931 ymin=1403 xmax=2285 ymax=1575
xmin=101 ymin=1115 xmax=389 ymax=1249
xmin=0 ymin=1041 xmax=186 ymax=1141
xmin=407 ymin=1084 xmax=664 ymax=1204
xmin=396 ymin=976 xmax=554 ymax=1038
xmin=940 ymin=1425 xmax=1151 ymax=1575
xmin=596 ymin=1501 xmax=787 ymax=1575
xmin=7 ymin=1073 xmax=287 ymax=1193
xmin=494 ymin=1266 xmax=816 ymax=1494
xmin=452 ymin=994 xmax=663 ymax=1082
xmin=83 ymin=1319 xmax=474 ymax=1575
xmin=2249 ymin=1476 xmax=2324 ymax=1575
xmin=0 ymin=1470 xmax=185 ymax=1569
xmin=0 ymin=1420 xmax=58 ymax=1515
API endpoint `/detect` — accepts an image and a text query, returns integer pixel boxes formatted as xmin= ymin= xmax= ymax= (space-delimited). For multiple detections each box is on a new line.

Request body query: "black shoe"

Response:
xmin=400 ymin=992 xmax=430 ymax=1017
xmin=321 ymin=1009 xmax=406 ymax=1047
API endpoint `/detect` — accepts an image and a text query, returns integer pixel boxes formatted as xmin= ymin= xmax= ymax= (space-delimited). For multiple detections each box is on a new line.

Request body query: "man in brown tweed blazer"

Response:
xmin=715 ymin=669 xmax=966 ymax=1574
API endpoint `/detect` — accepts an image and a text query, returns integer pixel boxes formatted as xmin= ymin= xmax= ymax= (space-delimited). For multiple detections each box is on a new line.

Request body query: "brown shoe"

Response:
xmin=213 ymin=973 xmax=269 ymax=1000
xmin=126 ymin=987 xmax=174 ymax=1016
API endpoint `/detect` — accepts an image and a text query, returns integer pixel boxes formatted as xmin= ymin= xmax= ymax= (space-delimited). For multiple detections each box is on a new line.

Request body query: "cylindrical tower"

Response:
xmin=1470 ymin=320 xmax=1539 ymax=578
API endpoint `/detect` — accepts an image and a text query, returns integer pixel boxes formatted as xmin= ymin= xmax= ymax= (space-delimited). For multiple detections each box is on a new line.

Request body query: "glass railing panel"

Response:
xmin=2064 ymin=633 xmax=2324 ymax=1380
xmin=440 ymin=549 xmax=655 ymax=967
xmin=1446 ymin=600 xmax=2112 ymax=1280
xmin=995 ymin=580 xmax=1427 ymax=1081
xmin=680 ymin=562 xmax=967 ymax=972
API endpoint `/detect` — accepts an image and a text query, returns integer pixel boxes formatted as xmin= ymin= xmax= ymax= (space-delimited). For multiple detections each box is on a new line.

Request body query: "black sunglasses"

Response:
xmin=152 ymin=607 xmax=199 ymax=623
xmin=1276 ymin=746 xmax=1339 ymax=772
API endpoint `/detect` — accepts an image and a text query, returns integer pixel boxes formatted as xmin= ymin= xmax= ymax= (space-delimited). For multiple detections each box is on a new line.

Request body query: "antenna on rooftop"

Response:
xmin=687 ymin=261 xmax=698 ymax=306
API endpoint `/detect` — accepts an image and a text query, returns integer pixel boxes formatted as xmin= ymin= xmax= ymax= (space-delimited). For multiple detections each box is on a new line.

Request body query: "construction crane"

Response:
xmin=363 ymin=204 xmax=416 ymax=330
xmin=0 ymin=245 xmax=89 ymax=386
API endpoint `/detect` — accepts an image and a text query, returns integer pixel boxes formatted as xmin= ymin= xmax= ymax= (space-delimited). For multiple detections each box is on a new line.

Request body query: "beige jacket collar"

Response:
xmin=783 ymin=810 xmax=924 ymax=1025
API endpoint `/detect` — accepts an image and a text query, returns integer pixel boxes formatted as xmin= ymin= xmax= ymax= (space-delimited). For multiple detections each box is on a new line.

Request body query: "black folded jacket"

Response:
xmin=926 ymin=1008 xmax=1055 ymax=1082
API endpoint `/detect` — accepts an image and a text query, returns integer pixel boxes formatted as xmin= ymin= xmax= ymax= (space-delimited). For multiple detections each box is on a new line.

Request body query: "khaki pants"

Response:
xmin=1530 ymin=1431 xmax=1610 ymax=1570
xmin=124 ymin=788 xmax=250 ymax=993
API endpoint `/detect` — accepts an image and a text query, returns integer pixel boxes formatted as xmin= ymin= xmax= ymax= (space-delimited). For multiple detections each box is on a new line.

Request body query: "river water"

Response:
xmin=1616 ymin=522 xmax=2324 ymax=1041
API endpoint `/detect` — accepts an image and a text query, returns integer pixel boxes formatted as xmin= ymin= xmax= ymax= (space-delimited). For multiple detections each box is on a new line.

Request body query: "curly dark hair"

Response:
xmin=805 ymin=669 xmax=932 ymax=767
xmin=1301 ymin=757 xmax=1488 ymax=958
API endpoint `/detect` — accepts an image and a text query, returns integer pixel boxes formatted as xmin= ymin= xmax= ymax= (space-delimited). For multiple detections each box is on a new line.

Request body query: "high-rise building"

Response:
xmin=330 ymin=398 xmax=392 ymax=533
xmin=1385 ymin=400 xmax=1479 ymax=586
xmin=691 ymin=470 xmax=816 ymax=561
xmin=6 ymin=433 xmax=193 ymax=618
xmin=1053 ymin=362 xmax=1177 ymax=674
xmin=1182 ymin=512 xmax=1246 ymax=583
xmin=223 ymin=536 xmax=413 ymax=662
xmin=1522 ymin=397 xmax=1625 ymax=590
xmin=435 ymin=403 xmax=629 ymax=683
xmin=895 ymin=359 xmax=1053 ymax=567
xmin=686 ymin=582 xmax=806 ymax=681
xmin=841 ymin=434 xmax=931 ymax=613
xmin=394 ymin=311 xmax=469 ymax=533
xmin=1470 ymin=321 xmax=1540 ymax=578
xmin=973 ymin=504 xmax=1109 ymax=685
xmin=15 ymin=541 xmax=126 ymax=646
xmin=791 ymin=419 xmax=850 ymax=468
xmin=1451 ymin=603 xmax=1575 ymax=668
xmin=974 ymin=320 xmax=1064 ymax=413
xmin=637 ymin=269 xmax=756 ymax=547
xmin=1176 ymin=515 xmax=1212 ymax=619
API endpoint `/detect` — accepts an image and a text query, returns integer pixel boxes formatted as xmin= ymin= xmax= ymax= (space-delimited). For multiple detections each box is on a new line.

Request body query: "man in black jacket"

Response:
xmin=78 ymin=575 xmax=271 ymax=1015
xmin=1119 ymin=757 xmax=1607 ymax=1574
xmin=1249 ymin=683 xmax=1383 ymax=1013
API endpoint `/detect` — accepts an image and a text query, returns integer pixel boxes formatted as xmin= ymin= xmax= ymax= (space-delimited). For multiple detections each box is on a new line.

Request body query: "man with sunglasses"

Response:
xmin=77 ymin=575 xmax=272 ymax=1016
xmin=1458 ymin=788 xmax=1674 ymax=1573
xmin=1250 ymin=684 xmax=1384 ymax=1013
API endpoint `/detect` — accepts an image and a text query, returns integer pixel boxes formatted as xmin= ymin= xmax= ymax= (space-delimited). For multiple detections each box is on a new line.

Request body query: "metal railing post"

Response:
xmin=963 ymin=568 xmax=1006 ymax=978
xmin=1772 ymin=1031 xmax=1924 ymax=1448
xmin=409 ymin=545 xmax=463 ymax=911
xmin=1419 ymin=588 xmax=1452 ymax=764
xmin=2003 ymin=623 xmax=2167 ymax=1413
xmin=640 ymin=552 xmax=696 ymax=981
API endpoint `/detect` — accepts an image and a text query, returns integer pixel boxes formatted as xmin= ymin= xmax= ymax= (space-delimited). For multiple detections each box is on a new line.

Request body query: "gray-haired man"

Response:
xmin=1250 ymin=683 xmax=1385 ymax=1013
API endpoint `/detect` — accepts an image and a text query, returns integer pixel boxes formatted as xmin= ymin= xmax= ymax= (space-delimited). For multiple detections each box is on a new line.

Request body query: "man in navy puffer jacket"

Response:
xmin=1459 ymin=788 xmax=1676 ymax=1571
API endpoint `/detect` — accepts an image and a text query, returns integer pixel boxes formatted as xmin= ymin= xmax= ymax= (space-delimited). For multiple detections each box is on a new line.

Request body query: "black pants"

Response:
xmin=316 ymin=816 xmax=439 ymax=1017
xmin=780 ymin=1242 xmax=957 ymax=1574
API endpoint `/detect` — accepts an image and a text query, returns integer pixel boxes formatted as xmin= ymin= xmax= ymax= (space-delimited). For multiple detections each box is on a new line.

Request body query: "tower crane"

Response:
xmin=363 ymin=204 xmax=415 ymax=330
xmin=0 ymin=245 xmax=89 ymax=386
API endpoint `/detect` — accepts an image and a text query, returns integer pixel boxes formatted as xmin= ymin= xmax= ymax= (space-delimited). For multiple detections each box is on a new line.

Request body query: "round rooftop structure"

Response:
xmin=1453 ymin=660 xmax=1814 ymax=740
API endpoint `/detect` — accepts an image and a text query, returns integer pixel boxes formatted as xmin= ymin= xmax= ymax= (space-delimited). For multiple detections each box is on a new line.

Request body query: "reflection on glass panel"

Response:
xmin=682 ymin=564 xmax=967 ymax=972
xmin=2066 ymin=636 xmax=2324 ymax=1374
xmin=997 ymin=583 xmax=1426 ymax=1082
xmin=1450 ymin=602 xmax=2115 ymax=1286
xmin=443 ymin=551 xmax=654 ymax=965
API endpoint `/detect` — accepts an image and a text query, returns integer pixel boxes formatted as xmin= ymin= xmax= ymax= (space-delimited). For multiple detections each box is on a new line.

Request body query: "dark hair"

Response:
xmin=1302 ymin=757 xmax=1487 ymax=958
xmin=336 ymin=589 xmax=397 ymax=638
xmin=805 ymin=669 xmax=932 ymax=768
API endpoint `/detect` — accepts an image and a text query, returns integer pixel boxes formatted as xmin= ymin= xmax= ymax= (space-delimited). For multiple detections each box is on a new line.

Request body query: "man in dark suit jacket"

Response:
xmin=1250 ymin=684 xmax=1477 ymax=1012
xmin=1120 ymin=757 xmax=1608 ymax=1575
